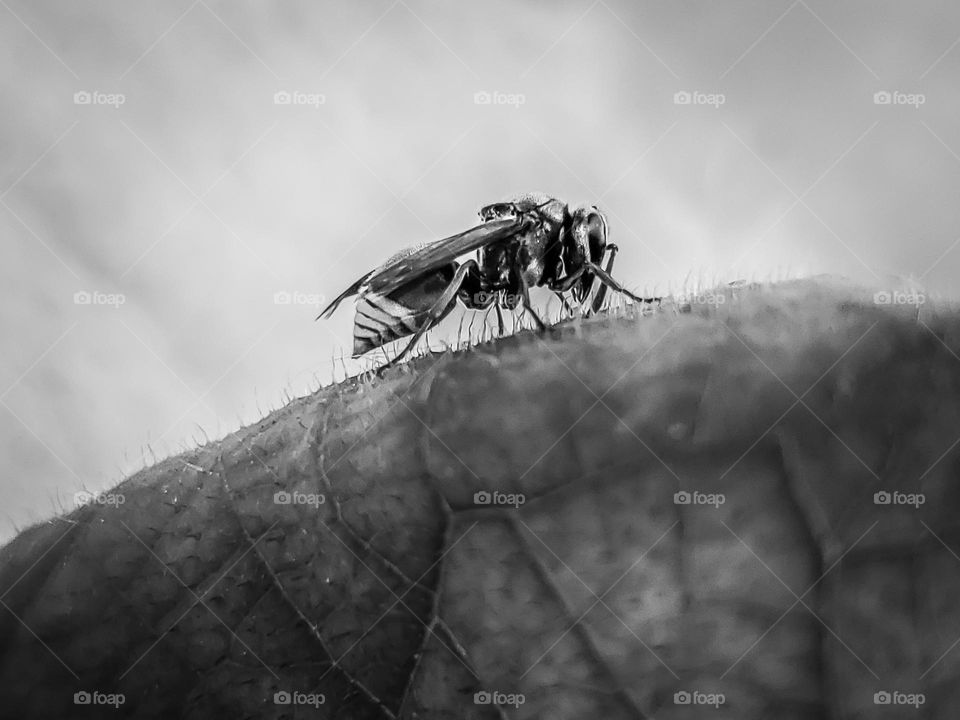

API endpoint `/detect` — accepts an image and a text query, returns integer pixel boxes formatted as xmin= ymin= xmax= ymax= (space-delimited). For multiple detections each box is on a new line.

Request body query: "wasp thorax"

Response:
xmin=479 ymin=203 xmax=517 ymax=222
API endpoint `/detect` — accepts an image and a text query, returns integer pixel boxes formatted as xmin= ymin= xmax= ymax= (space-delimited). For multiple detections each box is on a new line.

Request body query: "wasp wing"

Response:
xmin=316 ymin=216 xmax=526 ymax=320
xmin=316 ymin=275 xmax=368 ymax=320
xmin=318 ymin=242 xmax=453 ymax=320
xmin=363 ymin=216 xmax=527 ymax=296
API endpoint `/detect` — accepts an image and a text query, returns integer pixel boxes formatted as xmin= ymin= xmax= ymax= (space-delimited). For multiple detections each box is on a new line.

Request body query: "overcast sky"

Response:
xmin=2 ymin=0 xmax=959 ymax=543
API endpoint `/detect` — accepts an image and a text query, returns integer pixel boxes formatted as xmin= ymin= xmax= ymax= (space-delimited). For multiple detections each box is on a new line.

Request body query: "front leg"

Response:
xmin=585 ymin=258 xmax=662 ymax=309
xmin=588 ymin=243 xmax=618 ymax=314
xmin=548 ymin=265 xmax=587 ymax=293
xmin=546 ymin=267 xmax=588 ymax=319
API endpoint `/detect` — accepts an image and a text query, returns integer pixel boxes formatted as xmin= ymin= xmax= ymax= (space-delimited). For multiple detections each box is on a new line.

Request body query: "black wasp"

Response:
xmin=318 ymin=192 xmax=660 ymax=369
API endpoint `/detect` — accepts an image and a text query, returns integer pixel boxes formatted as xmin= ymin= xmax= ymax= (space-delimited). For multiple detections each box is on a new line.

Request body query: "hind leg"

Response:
xmin=380 ymin=261 xmax=479 ymax=371
xmin=518 ymin=275 xmax=547 ymax=331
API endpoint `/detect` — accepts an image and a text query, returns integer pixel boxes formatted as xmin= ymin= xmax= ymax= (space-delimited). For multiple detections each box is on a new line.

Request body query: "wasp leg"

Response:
xmin=546 ymin=267 xmax=588 ymax=320
xmin=553 ymin=292 xmax=575 ymax=318
xmin=549 ymin=266 xmax=587 ymax=293
xmin=519 ymin=277 xmax=547 ymax=331
xmin=585 ymin=260 xmax=662 ymax=308
xmin=495 ymin=302 xmax=505 ymax=336
xmin=589 ymin=243 xmax=619 ymax=314
xmin=380 ymin=261 xmax=478 ymax=371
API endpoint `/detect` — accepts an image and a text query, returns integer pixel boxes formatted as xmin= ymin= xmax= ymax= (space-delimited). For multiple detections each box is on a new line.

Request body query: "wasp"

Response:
xmin=318 ymin=193 xmax=660 ymax=369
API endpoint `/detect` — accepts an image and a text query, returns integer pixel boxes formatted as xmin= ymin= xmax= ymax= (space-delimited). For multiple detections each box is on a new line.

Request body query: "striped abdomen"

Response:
xmin=352 ymin=265 xmax=458 ymax=356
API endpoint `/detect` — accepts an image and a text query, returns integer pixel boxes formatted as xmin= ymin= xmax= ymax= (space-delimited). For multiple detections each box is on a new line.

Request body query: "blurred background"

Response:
xmin=1 ymin=0 xmax=958 ymax=543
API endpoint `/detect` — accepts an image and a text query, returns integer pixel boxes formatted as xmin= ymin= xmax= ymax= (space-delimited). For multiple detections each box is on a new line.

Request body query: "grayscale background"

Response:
xmin=2 ymin=0 xmax=958 ymax=543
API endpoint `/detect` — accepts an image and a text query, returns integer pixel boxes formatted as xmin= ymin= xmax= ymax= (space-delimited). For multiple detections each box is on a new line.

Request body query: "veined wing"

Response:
xmin=363 ymin=216 xmax=526 ymax=296
xmin=317 ymin=216 xmax=526 ymax=319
